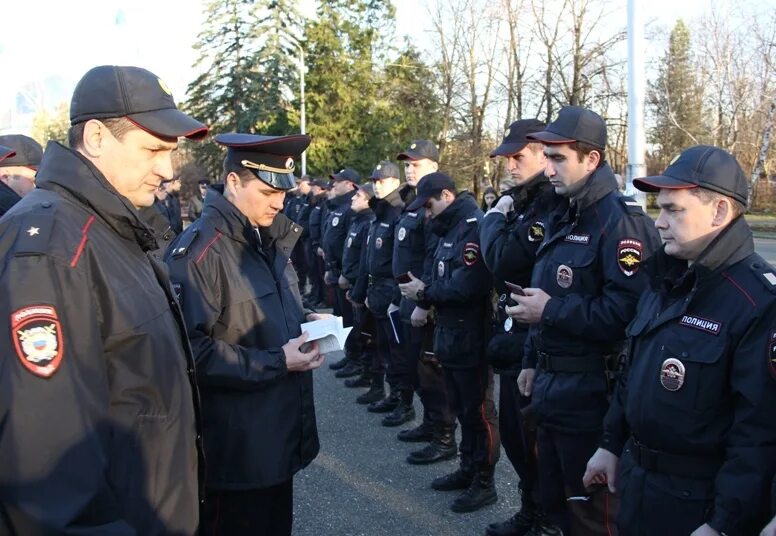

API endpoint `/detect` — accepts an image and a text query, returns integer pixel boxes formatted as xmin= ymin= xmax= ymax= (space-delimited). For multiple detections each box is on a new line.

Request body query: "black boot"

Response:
xmin=397 ymin=420 xmax=433 ymax=442
xmin=431 ymin=465 xmax=474 ymax=491
xmin=356 ymin=375 xmax=385 ymax=405
xmin=345 ymin=371 xmax=372 ymax=388
xmin=328 ymin=354 xmax=350 ymax=370
xmin=381 ymin=391 xmax=415 ymax=427
xmin=407 ymin=423 xmax=457 ymax=464
xmin=450 ymin=467 xmax=497 ymax=513
xmin=367 ymin=390 xmax=400 ymax=413
xmin=526 ymin=513 xmax=564 ymax=536
xmin=486 ymin=490 xmax=537 ymax=535
xmin=335 ymin=360 xmax=362 ymax=378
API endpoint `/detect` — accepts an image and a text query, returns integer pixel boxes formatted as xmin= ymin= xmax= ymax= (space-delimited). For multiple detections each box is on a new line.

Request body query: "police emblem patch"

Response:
xmin=11 ymin=305 xmax=64 ymax=378
xmin=438 ymin=260 xmax=445 ymax=277
xmin=398 ymin=227 xmax=407 ymax=241
xmin=617 ymin=238 xmax=643 ymax=277
xmin=660 ymin=358 xmax=685 ymax=391
xmin=332 ymin=216 xmax=340 ymax=227
xmin=528 ymin=221 xmax=545 ymax=242
xmin=375 ymin=237 xmax=383 ymax=249
xmin=556 ymin=265 xmax=573 ymax=288
xmin=347 ymin=236 xmax=353 ymax=248
xmin=769 ymin=330 xmax=776 ymax=379
xmin=463 ymin=242 xmax=480 ymax=266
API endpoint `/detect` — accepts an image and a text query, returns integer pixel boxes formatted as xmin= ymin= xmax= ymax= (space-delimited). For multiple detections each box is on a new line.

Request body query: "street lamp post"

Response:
xmin=293 ymin=42 xmax=307 ymax=176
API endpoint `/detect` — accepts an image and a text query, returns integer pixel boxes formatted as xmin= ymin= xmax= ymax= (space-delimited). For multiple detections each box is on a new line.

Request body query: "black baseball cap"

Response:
xmin=70 ymin=65 xmax=208 ymax=140
xmin=311 ymin=178 xmax=330 ymax=189
xmin=527 ymin=106 xmax=606 ymax=150
xmin=369 ymin=161 xmax=400 ymax=180
xmin=491 ymin=119 xmax=547 ymax=157
xmin=330 ymin=167 xmax=362 ymax=185
xmin=0 ymin=135 xmax=43 ymax=169
xmin=215 ymin=132 xmax=311 ymax=191
xmin=0 ymin=145 xmax=15 ymax=163
xmin=406 ymin=172 xmax=457 ymax=211
xmin=634 ymin=145 xmax=748 ymax=205
xmin=397 ymin=140 xmax=440 ymax=162
xmin=358 ymin=182 xmax=376 ymax=199
xmin=198 ymin=178 xmax=212 ymax=186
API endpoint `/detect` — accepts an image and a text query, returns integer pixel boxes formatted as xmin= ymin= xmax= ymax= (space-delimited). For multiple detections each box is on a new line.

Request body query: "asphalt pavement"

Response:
xmin=293 ymin=354 xmax=518 ymax=536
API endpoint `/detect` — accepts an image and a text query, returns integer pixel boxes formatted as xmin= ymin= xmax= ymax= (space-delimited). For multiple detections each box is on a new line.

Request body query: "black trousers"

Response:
xmin=536 ymin=426 xmax=617 ymax=535
xmin=201 ymin=480 xmax=293 ymax=536
xmin=376 ymin=315 xmax=403 ymax=388
xmin=306 ymin=246 xmax=325 ymax=303
xmin=499 ymin=373 xmax=540 ymax=504
xmin=291 ymin=240 xmax=308 ymax=293
xmin=443 ymin=362 xmax=500 ymax=469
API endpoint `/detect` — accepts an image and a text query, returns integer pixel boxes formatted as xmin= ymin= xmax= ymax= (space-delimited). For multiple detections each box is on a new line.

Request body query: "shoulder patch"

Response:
xmin=11 ymin=305 xmax=64 ymax=378
xmin=463 ymin=242 xmax=480 ymax=266
xmin=617 ymin=238 xmax=643 ymax=277
xmin=170 ymin=229 xmax=199 ymax=258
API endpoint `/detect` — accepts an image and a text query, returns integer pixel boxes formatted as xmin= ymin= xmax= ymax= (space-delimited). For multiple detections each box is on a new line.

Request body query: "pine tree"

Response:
xmin=648 ymin=20 xmax=705 ymax=169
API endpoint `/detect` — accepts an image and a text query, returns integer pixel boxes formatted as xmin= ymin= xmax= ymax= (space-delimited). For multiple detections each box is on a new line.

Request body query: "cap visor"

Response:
xmin=490 ymin=141 xmax=527 ymax=158
xmin=397 ymin=150 xmax=423 ymax=161
xmin=633 ymin=175 xmax=698 ymax=193
xmin=525 ymin=131 xmax=576 ymax=144
xmin=128 ymin=108 xmax=208 ymax=140
xmin=406 ymin=194 xmax=430 ymax=212
xmin=0 ymin=148 xmax=16 ymax=163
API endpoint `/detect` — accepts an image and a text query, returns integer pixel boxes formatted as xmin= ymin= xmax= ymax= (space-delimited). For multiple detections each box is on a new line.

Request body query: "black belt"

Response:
xmin=629 ymin=437 xmax=722 ymax=479
xmin=368 ymin=275 xmax=394 ymax=286
xmin=537 ymin=351 xmax=605 ymax=373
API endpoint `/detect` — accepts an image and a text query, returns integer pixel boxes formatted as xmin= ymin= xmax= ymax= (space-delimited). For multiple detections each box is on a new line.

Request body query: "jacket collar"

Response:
xmin=35 ymin=142 xmax=157 ymax=251
xmin=431 ymin=192 xmax=478 ymax=236
xmin=326 ymin=189 xmax=356 ymax=210
xmin=370 ymin=186 xmax=405 ymax=218
xmin=512 ymin=172 xmax=551 ymax=211
xmin=570 ymin=162 xmax=618 ymax=213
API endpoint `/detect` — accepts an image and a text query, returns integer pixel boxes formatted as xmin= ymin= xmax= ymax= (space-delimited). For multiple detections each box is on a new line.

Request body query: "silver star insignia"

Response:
xmin=27 ymin=227 xmax=40 ymax=237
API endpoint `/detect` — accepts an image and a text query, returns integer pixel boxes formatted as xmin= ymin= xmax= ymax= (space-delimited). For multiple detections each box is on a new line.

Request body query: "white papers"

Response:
xmin=300 ymin=316 xmax=353 ymax=354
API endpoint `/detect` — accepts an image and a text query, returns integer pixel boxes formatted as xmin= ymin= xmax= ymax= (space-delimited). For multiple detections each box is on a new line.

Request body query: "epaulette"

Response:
xmin=752 ymin=263 xmax=776 ymax=294
xmin=13 ymin=202 xmax=56 ymax=256
xmin=169 ymin=229 xmax=199 ymax=258
xmin=619 ymin=196 xmax=646 ymax=214
xmin=466 ymin=217 xmax=478 ymax=224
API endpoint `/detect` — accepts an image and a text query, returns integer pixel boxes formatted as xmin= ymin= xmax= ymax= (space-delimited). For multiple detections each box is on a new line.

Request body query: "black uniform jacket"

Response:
xmin=602 ymin=216 xmax=776 ymax=535
xmin=480 ymin=174 xmax=562 ymax=371
xmin=308 ymin=194 xmax=326 ymax=249
xmin=425 ymin=193 xmax=492 ymax=368
xmin=322 ymin=190 xmax=356 ymax=274
xmin=392 ymin=184 xmax=438 ymax=319
xmin=362 ymin=188 xmax=404 ymax=316
xmin=0 ymin=180 xmax=21 ymax=218
xmin=342 ymin=208 xmax=373 ymax=288
xmin=165 ymin=185 xmax=319 ymax=491
xmin=0 ymin=142 xmax=201 ymax=535
xmin=526 ymin=163 xmax=661 ymax=432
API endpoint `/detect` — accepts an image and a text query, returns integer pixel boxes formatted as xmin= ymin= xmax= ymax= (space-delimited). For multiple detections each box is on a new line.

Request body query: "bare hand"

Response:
xmin=338 ymin=275 xmax=351 ymax=290
xmin=582 ymin=448 xmax=619 ymax=493
xmin=505 ymin=288 xmax=551 ymax=324
xmin=283 ymin=332 xmax=325 ymax=372
xmin=411 ymin=306 xmax=430 ymax=327
xmin=517 ymin=368 xmax=536 ymax=396
xmin=690 ymin=524 xmax=721 ymax=536
xmin=306 ymin=313 xmax=334 ymax=322
xmin=760 ymin=515 xmax=776 ymax=536
xmin=317 ymin=247 xmax=325 ymax=258
xmin=398 ymin=271 xmax=425 ymax=301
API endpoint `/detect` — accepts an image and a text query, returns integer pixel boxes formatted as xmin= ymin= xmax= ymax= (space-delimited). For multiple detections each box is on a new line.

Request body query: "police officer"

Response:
xmin=187 ymin=178 xmax=210 ymax=222
xmin=0 ymin=134 xmax=43 ymax=217
xmin=583 ymin=146 xmax=776 ymax=536
xmin=338 ymin=181 xmax=375 ymax=384
xmin=165 ymin=132 xmax=324 ymax=535
xmin=507 ymin=106 xmax=661 ymax=533
xmin=358 ymin=162 xmax=408 ymax=416
xmin=399 ymin=172 xmax=501 ymax=513
xmin=480 ymin=119 xmax=564 ymax=536
xmin=287 ymin=176 xmax=312 ymax=299
xmin=0 ymin=65 xmax=206 ymax=534
xmin=160 ymin=176 xmax=183 ymax=233
xmin=308 ymin=178 xmax=329 ymax=309
xmin=393 ymin=140 xmax=457 ymax=464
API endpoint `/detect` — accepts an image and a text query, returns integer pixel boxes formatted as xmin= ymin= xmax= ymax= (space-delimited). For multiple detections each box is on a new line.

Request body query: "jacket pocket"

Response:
xmin=654 ymin=341 xmax=727 ymax=412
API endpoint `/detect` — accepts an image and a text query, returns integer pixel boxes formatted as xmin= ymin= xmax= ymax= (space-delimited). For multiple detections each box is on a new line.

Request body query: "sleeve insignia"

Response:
xmin=11 ymin=305 xmax=64 ymax=378
xmin=463 ymin=242 xmax=480 ymax=266
xmin=769 ymin=329 xmax=776 ymax=379
xmin=527 ymin=221 xmax=545 ymax=242
xmin=617 ymin=238 xmax=643 ymax=277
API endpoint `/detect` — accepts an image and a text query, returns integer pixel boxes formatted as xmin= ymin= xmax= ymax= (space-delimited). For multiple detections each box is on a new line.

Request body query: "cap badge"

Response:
xmin=556 ymin=264 xmax=573 ymax=289
xmin=504 ymin=128 xmax=511 ymax=138
xmin=339 ymin=169 xmax=345 ymax=174
xmin=660 ymin=358 xmax=685 ymax=391
xmin=398 ymin=227 xmax=407 ymax=241
xmin=376 ymin=164 xmax=382 ymax=170
xmin=410 ymin=143 xmax=417 ymax=149
xmin=438 ymin=260 xmax=445 ymax=277
xmin=157 ymin=78 xmax=173 ymax=96
xmin=11 ymin=305 xmax=64 ymax=378
xmin=285 ymin=158 xmax=294 ymax=170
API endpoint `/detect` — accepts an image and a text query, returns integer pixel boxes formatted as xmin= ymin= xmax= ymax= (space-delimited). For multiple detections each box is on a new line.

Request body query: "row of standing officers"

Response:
xmin=0 ymin=62 xmax=775 ymax=536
